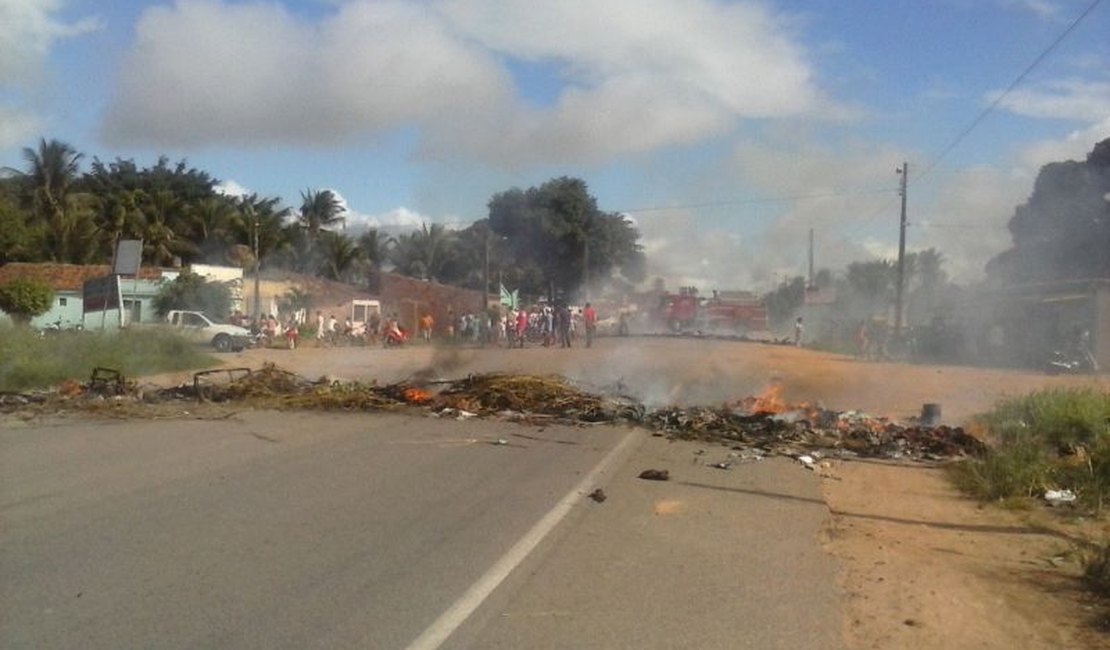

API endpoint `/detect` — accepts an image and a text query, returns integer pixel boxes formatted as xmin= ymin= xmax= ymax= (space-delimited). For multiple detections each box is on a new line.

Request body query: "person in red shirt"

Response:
xmin=515 ymin=308 xmax=528 ymax=348
xmin=583 ymin=302 xmax=598 ymax=348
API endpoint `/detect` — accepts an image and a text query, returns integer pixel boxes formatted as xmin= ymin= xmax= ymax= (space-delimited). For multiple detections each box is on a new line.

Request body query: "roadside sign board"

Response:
xmin=83 ymin=275 xmax=122 ymax=313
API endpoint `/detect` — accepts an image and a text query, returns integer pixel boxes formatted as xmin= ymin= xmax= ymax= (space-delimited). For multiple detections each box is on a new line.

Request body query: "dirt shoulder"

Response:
xmin=822 ymin=459 xmax=1110 ymax=649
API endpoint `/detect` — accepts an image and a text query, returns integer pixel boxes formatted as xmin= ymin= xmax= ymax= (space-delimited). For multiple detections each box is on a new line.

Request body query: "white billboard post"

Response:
xmin=112 ymin=239 xmax=143 ymax=327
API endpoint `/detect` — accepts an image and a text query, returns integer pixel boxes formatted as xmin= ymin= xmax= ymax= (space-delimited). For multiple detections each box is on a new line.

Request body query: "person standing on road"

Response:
xmin=316 ymin=311 xmax=325 ymax=346
xmin=557 ymin=303 xmax=572 ymax=348
xmin=419 ymin=312 xmax=434 ymax=343
xmin=855 ymin=321 xmax=869 ymax=359
xmin=583 ymin=302 xmax=597 ymax=348
xmin=516 ymin=308 xmax=528 ymax=348
xmin=543 ymin=306 xmax=555 ymax=347
xmin=794 ymin=316 xmax=804 ymax=347
xmin=284 ymin=317 xmax=299 ymax=350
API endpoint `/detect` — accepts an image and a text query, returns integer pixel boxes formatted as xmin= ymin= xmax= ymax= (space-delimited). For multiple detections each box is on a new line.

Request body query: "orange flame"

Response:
xmin=741 ymin=383 xmax=787 ymax=415
xmin=402 ymin=387 xmax=433 ymax=404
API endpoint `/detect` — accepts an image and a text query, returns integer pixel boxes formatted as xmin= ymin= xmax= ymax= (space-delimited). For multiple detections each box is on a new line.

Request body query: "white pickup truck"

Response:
xmin=163 ymin=310 xmax=252 ymax=352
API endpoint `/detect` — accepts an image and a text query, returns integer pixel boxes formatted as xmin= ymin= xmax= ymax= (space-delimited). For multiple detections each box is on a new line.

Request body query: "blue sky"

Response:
xmin=2 ymin=0 xmax=1108 ymax=288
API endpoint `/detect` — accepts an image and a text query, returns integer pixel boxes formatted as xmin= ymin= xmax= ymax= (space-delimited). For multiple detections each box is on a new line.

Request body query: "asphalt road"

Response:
xmin=2 ymin=407 xmax=841 ymax=649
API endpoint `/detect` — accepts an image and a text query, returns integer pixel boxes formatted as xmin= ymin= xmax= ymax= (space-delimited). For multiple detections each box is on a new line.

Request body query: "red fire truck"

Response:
xmin=653 ymin=287 xmax=767 ymax=334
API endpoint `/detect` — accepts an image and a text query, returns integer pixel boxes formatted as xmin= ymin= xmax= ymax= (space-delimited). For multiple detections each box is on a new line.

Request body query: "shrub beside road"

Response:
xmin=0 ymin=325 xmax=214 ymax=391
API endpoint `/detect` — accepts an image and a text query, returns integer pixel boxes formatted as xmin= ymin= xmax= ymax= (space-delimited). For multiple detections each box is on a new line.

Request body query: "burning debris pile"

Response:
xmin=434 ymin=373 xmax=643 ymax=422
xmin=647 ymin=385 xmax=986 ymax=461
xmin=0 ymin=365 xmax=985 ymax=462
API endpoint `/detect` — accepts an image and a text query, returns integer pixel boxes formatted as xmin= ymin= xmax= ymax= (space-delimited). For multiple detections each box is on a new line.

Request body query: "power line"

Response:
xmin=835 ymin=0 xmax=1103 ymax=246
xmin=619 ymin=187 xmax=892 ymax=214
xmin=917 ymin=0 xmax=1105 ymax=182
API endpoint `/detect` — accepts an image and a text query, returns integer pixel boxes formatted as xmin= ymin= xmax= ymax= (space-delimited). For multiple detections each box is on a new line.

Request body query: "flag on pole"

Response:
xmin=499 ymin=283 xmax=518 ymax=309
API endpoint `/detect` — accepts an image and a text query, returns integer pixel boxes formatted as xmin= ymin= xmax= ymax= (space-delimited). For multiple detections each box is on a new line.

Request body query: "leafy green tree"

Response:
xmin=436 ymin=220 xmax=490 ymax=289
xmin=0 ymin=278 xmax=55 ymax=325
xmin=764 ymin=276 xmax=806 ymax=328
xmin=0 ymin=178 xmax=41 ymax=263
xmin=84 ymin=156 xmax=224 ymax=265
xmin=152 ymin=272 xmax=232 ymax=320
xmin=487 ymin=177 xmax=644 ymax=300
xmin=846 ymin=260 xmax=895 ymax=303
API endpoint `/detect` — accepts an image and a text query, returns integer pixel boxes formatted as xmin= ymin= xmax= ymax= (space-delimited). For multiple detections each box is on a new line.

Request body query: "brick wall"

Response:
xmin=370 ymin=271 xmax=486 ymax=335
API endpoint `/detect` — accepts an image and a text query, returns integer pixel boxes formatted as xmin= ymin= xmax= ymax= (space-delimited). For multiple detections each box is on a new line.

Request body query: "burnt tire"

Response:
xmin=212 ymin=333 xmax=232 ymax=352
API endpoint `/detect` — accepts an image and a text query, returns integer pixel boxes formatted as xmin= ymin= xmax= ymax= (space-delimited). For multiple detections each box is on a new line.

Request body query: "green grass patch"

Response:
xmin=948 ymin=439 xmax=1053 ymax=502
xmin=0 ymin=325 xmax=216 ymax=391
xmin=950 ymin=388 xmax=1110 ymax=512
xmin=977 ymin=388 xmax=1108 ymax=449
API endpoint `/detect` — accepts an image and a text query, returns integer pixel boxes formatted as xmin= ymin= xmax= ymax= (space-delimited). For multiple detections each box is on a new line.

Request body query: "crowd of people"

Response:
xmin=433 ymin=302 xmax=598 ymax=349
xmin=230 ymin=301 xmax=601 ymax=351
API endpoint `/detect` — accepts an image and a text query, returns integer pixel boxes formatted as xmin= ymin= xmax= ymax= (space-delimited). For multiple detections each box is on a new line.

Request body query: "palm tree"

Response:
xmin=357 ymin=228 xmax=391 ymax=271
xmin=318 ymin=231 xmax=364 ymax=282
xmin=388 ymin=222 xmax=456 ymax=281
xmin=139 ymin=189 xmax=201 ymax=266
xmin=294 ymin=189 xmax=346 ymax=275
xmin=228 ymin=193 xmax=293 ymax=268
xmin=19 ymin=138 xmax=82 ymax=213
xmin=13 ymin=138 xmax=92 ymax=262
xmin=185 ymin=195 xmax=239 ymax=259
xmin=297 ymin=189 xmax=346 ymax=241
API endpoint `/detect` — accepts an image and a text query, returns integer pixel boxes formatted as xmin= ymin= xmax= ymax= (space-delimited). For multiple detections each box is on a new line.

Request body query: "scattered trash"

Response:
xmin=1044 ymin=489 xmax=1077 ymax=506
xmin=587 ymin=488 xmax=607 ymax=503
xmin=638 ymin=469 xmax=670 ymax=481
xmin=492 ymin=438 xmax=508 ymax=446
xmin=434 ymin=408 xmax=478 ymax=420
xmin=798 ymin=455 xmax=817 ymax=470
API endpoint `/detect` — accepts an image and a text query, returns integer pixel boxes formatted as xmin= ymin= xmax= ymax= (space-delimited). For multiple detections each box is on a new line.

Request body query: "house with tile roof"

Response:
xmin=0 ymin=263 xmax=173 ymax=329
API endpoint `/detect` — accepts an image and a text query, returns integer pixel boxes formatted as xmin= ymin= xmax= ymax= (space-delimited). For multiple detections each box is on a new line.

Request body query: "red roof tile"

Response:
xmin=0 ymin=263 xmax=164 ymax=292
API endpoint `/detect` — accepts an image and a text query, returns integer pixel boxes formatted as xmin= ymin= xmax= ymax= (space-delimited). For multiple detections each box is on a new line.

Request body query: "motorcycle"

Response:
xmin=1045 ymin=348 xmax=1097 ymax=374
xmin=383 ymin=325 xmax=407 ymax=347
xmin=39 ymin=318 xmax=84 ymax=337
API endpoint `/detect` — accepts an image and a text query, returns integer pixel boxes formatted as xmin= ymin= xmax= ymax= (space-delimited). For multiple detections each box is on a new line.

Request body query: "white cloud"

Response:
xmin=101 ymin=0 xmax=832 ymax=165
xmin=997 ymin=79 xmax=1110 ymax=123
xmin=1016 ymin=116 xmax=1110 ymax=167
xmin=0 ymin=0 xmax=99 ymax=149
xmin=0 ymin=104 xmax=41 ymax=149
xmin=0 ymin=0 xmax=100 ymax=84
xmin=998 ymin=0 xmax=1060 ymax=19
xmin=101 ymin=0 xmax=515 ymax=148
xmin=345 ymin=206 xmax=432 ymax=231
xmin=628 ymin=130 xmax=1065 ymax=289
xmin=213 ymin=178 xmax=251 ymax=198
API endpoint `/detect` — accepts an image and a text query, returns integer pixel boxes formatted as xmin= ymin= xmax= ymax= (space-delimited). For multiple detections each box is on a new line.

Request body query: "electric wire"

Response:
xmin=838 ymin=0 xmax=1103 ymax=248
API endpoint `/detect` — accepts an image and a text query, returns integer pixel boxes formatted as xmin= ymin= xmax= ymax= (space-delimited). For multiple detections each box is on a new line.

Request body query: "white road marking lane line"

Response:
xmin=403 ymin=428 xmax=645 ymax=650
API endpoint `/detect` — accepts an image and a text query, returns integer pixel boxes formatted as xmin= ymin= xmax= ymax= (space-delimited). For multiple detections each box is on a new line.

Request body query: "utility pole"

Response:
xmin=583 ymin=237 xmax=590 ymax=302
xmin=894 ymin=162 xmax=908 ymax=339
xmin=807 ymin=228 xmax=814 ymax=289
xmin=482 ymin=228 xmax=490 ymax=313
xmin=250 ymin=204 xmax=261 ymax=319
